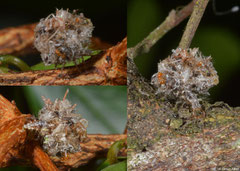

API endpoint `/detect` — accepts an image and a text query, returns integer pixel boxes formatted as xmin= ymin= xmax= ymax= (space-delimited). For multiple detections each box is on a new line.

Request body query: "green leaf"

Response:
xmin=31 ymin=56 xmax=91 ymax=70
xmin=0 ymin=66 xmax=10 ymax=73
xmin=97 ymin=160 xmax=111 ymax=171
xmin=31 ymin=50 xmax=101 ymax=70
xmin=101 ymin=161 xmax=126 ymax=171
xmin=97 ymin=139 xmax=126 ymax=171
xmin=107 ymin=139 xmax=126 ymax=164
xmin=0 ymin=55 xmax=31 ymax=72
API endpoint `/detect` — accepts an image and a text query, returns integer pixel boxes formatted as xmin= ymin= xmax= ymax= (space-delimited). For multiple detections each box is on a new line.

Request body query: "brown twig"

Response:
xmin=0 ymin=94 xmax=58 ymax=170
xmin=52 ymin=134 xmax=127 ymax=170
xmin=0 ymin=37 xmax=127 ymax=85
xmin=25 ymin=142 xmax=59 ymax=171
xmin=0 ymin=94 xmax=127 ymax=170
xmin=127 ymin=0 xmax=196 ymax=59
xmin=0 ymin=23 xmax=36 ymax=56
xmin=179 ymin=0 xmax=210 ymax=49
xmin=0 ymin=23 xmax=112 ymax=56
xmin=0 ymin=23 xmax=125 ymax=85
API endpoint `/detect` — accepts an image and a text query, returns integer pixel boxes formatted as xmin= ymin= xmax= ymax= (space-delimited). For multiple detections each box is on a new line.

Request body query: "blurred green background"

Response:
xmin=0 ymin=86 xmax=127 ymax=171
xmin=0 ymin=86 xmax=127 ymax=134
xmin=128 ymin=0 xmax=240 ymax=106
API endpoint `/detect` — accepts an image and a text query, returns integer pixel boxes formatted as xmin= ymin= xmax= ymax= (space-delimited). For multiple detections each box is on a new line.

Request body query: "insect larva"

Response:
xmin=34 ymin=9 xmax=94 ymax=68
xmin=151 ymin=48 xmax=219 ymax=110
xmin=24 ymin=90 xmax=88 ymax=157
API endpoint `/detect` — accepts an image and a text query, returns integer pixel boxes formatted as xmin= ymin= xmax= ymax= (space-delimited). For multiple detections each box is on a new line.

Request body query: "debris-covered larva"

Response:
xmin=24 ymin=90 xmax=88 ymax=157
xmin=151 ymin=48 xmax=219 ymax=110
xmin=34 ymin=9 xmax=94 ymax=67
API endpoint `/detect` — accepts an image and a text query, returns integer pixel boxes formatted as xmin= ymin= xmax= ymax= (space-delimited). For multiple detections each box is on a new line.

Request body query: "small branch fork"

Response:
xmin=128 ymin=0 xmax=196 ymax=59
xmin=0 ymin=94 xmax=126 ymax=170
xmin=128 ymin=0 xmax=210 ymax=59
xmin=0 ymin=24 xmax=126 ymax=86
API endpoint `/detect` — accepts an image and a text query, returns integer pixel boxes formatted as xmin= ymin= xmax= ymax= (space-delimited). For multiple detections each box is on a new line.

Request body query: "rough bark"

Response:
xmin=0 ymin=37 xmax=127 ymax=85
xmin=127 ymin=57 xmax=240 ymax=170
xmin=0 ymin=23 xmax=36 ymax=56
xmin=51 ymin=134 xmax=127 ymax=170
xmin=0 ymin=23 xmax=126 ymax=85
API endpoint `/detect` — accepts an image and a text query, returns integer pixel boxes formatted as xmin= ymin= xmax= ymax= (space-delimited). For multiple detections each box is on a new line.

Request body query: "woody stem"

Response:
xmin=179 ymin=0 xmax=209 ymax=49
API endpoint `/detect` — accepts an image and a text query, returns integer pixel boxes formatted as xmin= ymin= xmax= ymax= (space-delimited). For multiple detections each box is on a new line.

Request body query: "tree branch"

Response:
xmin=0 ymin=37 xmax=127 ymax=85
xmin=0 ymin=23 xmax=36 ymax=56
xmin=127 ymin=0 xmax=239 ymax=170
xmin=127 ymin=56 xmax=240 ymax=170
xmin=0 ymin=23 xmax=112 ymax=56
xmin=0 ymin=23 xmax=126 ymax=85
xmin=51 ymin=134 xmax=127 ymax=170
xmin=127 ymin=0 xmax=196 ymax=59
xmin=179 ymin=0 xmax=209 ymax=48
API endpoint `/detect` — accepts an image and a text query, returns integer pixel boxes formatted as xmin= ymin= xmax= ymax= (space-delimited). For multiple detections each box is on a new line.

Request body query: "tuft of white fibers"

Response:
xmin=34 ymin=9 xmax=94 ymax=67
xmin=151 ymin=48 xmax=219 ymax=110
xmin=24 ymin=90 xmax=88 ymax=157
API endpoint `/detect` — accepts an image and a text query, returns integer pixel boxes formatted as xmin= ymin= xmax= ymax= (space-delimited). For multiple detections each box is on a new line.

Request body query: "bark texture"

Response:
xmin=0 ymin=37 xmax=127 ymax=85
xmin=0 ymin=24 xmax=126 ymax=85
xmin=0 ymin=24 xmax=36 ymax=56
xmin=127 ymin=57 xmax=240 ymax=170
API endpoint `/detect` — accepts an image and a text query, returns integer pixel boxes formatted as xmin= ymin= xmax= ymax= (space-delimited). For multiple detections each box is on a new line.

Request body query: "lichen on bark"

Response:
xmin=127 ymin=57 xmax=240 ymax=170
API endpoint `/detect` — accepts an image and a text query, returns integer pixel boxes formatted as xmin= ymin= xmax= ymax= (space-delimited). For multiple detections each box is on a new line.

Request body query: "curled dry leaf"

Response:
xmin=0 ymin=94 xmax=58 ymax=170
xmin=0 ymin=94 xmax=127 ymax=170
xmin=0 ymin=94 xmax=22 ymax=122
xmin=0 ymin=115 xmax=29 ymax=167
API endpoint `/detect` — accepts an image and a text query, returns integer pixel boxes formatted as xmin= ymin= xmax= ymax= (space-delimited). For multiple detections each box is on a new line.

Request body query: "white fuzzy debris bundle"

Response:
xmin=24 ymin=92 xmax=88 ymax=157
xmin=34 ymin=9 xmax=94 ymax=66
xmin=151 ymin=48 xmax=219 ymax=109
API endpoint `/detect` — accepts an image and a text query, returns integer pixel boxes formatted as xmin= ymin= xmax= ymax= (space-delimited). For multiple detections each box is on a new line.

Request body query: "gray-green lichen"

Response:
xmin=128 ymin=130 xmax=240 ymax=170
xmin=127 ymin=57 xmax=240 ymax=170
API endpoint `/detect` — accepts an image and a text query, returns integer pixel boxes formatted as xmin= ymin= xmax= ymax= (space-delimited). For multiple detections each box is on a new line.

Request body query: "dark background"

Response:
xmin=0 ymin=0 xmax=126 ymax=69
xmin=0 ymin=0 xmax=126 ymax=44
xmin=128 ymin=0 xmax=240 ymax=107
xmin=0 ymin=0 xmax=127 ymax=117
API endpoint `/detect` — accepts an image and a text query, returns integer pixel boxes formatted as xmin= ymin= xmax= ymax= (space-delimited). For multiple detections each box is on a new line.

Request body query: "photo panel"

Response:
xmin=0 ymin=86 xmax=127 ymax=170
